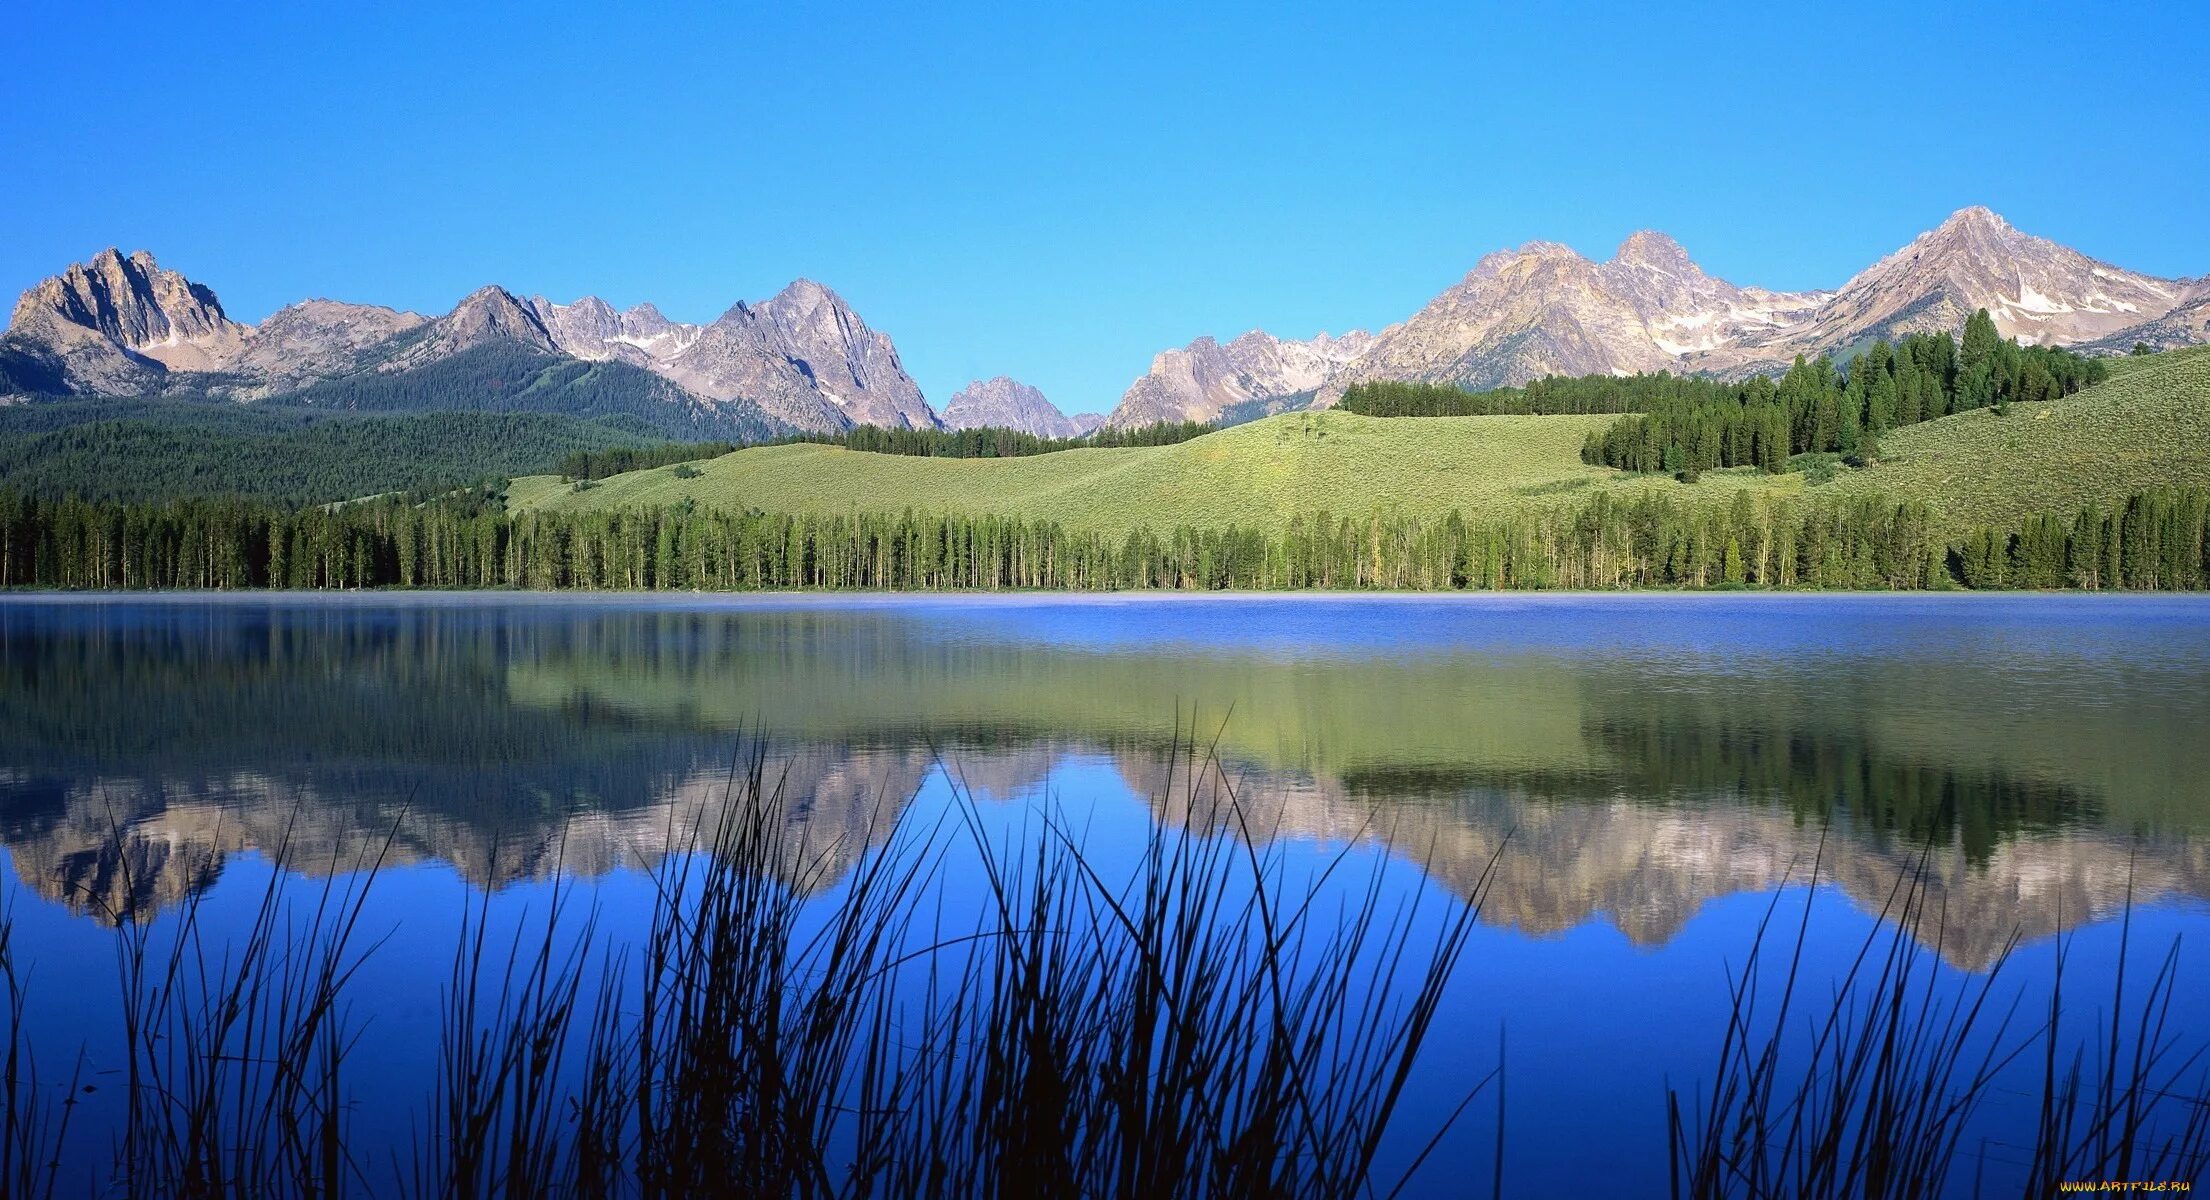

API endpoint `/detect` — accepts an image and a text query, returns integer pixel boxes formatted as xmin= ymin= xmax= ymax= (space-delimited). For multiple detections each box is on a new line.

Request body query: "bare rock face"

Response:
xmin=756 ymin=279 xmax=940 ymax=430
xmin=646 ymin=300 xmax=846 ymax=432
xmin=526 ymin=296 xmax=702 ymax=368
xmin=229 ymin=299 xmax=427 ymax=391
xmin=1069 ymin=411 xmax=1108 ymax=436
xmin=941 ymin=376 xmax=1082 ymax=437
xmin=2 ymin=248 xmax=251 ymax=392
xmin=1 ymin=254 xmax=941 ymax=433
xmin=2082 ymin=284 xmax=2210 ymax=353
xmin=9 ymin=208 xmax=2198 ymax=419
xmin=526 ymin=281 xmax=942 ymax=434
xmin=1107 ymin=328 xmax=1372 ymax=428
xmin=1317 ymin=234 xmax=1828 ymax=403
xmin=1712 ymin=206 xmax=2192 ymax=373
xmin=1148 ymin=207 xmax=2203 ymax=415
xmin=377 ymin=284 xmax=561 ymax=369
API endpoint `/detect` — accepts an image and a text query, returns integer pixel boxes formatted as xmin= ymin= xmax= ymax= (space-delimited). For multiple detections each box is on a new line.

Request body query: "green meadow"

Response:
xmin=509 ymin=348 xmax=2210 ymax=535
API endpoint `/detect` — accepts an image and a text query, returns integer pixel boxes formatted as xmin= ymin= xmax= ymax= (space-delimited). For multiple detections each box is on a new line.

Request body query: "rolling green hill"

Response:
xmin=1824 ymin=349 xmax=2210 ymax=527
xmin=508 ymin=409 xmax=1801 ymax=536
xmin=510 ymin=349 xmax=2210 ymax=535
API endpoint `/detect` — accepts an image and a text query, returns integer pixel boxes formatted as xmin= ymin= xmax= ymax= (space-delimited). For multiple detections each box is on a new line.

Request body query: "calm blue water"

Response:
xmin=4 ymin=592 xmax=2208 ymax=1194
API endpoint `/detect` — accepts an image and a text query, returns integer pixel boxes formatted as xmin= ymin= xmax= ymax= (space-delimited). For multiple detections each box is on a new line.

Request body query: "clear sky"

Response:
xmin=5 ymin=1 xmax=2206 ymax=412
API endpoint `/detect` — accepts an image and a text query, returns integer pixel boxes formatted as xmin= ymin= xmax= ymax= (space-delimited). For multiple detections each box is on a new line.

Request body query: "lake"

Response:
xmin=4 ymin=592 xmax=2208 ymax=1195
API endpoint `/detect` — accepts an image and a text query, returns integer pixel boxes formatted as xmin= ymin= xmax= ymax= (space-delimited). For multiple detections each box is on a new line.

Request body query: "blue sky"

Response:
xmin=5 ymin=1 xmax=2206 ymax=412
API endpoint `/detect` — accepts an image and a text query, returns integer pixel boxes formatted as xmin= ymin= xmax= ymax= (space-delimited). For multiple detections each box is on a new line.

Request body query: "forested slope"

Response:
xmin=1825 ymin=350 xmax=2210 ymax=529
xmin=0 ymin=404 xmax=658 ymax=505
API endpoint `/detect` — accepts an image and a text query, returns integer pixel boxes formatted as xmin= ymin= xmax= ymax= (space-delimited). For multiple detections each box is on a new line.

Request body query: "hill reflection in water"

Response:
xmin=4 ymin=594 xmax=2207 ymax=970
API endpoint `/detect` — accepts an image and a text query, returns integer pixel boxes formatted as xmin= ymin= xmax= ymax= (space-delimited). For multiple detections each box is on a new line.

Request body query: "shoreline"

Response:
xmin=4 ymin=588 xmax=2206 ymax=608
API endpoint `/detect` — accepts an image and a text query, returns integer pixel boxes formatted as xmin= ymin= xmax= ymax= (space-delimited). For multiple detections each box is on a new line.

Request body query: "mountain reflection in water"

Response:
xmin=4 ymin=594 xmax=2207 ymax=972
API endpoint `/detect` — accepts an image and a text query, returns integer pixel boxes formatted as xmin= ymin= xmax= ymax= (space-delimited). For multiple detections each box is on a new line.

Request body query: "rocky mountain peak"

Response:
xmin=371 ymin=283 xmax=559 ymax=370
xmin=753 ymin=280 xmax=940 ymax=430
xmin=558 ymin=295 xmax=619 ymax=323
xmin=1779 ymin=205 xmax=2188 ymax=352
xmin=941 ymin=376 xmax=1082 ymax=438
xmin=1107 ymin=328 xmax=1377 ymax=428
xmin=13 ymin=247 xmax=242 ymax=352
xmin=1937 ymin=204 xmax=2008 ymax=233
xmin=523 ymin=294 xmax=703 ymax=367
xmin=1615 ymin=230 xmax=1692 ymax=273
xmin=451 ymin=285 xmax=555 ymax=342
xmin=1514 ymin=240 xmax=1583 ymax=261
xmin=1307 ymin=205 xmax=2203 ymax=401
xmin=627 ymin=302 xmax=675 ymax=332
xmin=2 ymin=248 xmax=251 ymax=389
xmin=227 ymin=298 xmax=426 ymax=392
xmin=774 ymin=277 xmax=839 ymax=305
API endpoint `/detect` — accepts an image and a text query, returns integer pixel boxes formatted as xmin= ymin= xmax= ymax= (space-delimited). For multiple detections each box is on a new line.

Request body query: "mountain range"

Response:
xmin=3 ymin=207 xmax=2203 ymax=440
xmin=0 ymin=252 xmax=960 ymax=436
xmin=1129 ymin=206 xmax=2207 ymax=423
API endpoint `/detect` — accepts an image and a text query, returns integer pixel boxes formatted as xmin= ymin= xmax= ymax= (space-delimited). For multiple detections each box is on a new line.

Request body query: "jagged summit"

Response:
xmin=942 ymin=376 xmax=1082 ymax=438
xmin=3 ymin=248 xmax=249 ymax=389
xmin=1105 ymin=206 xmax=2202 ymax=424
xmin=0 ymin=254 xmax=945 ymax=434
xmin=6 ymin=207 xmax=2203 ymax=432
xmin=1938 ymin=204 xmax=2007 ymax=230
xmin=1107 ymin=328 xmax=1373 ymax=428
xmin=1614 ymin=230 xmax=1692 ymax=272
xmin=1514 ymin=240 xmax=1582 ymax=260
xmin=1771 ymin=204 xmax=2187 ymax=355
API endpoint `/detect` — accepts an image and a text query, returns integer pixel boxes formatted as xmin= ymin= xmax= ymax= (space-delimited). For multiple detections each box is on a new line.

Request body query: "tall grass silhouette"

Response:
xmin=2 ymin=732 xmax=1500 ymax=1198
xmin=2 ymin=741 xmax=2206 ymax=1196
xmin=1667 ymin=833 xmax=2210 ymax=1198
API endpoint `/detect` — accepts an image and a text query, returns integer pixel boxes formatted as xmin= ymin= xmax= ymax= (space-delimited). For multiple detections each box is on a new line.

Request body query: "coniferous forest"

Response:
xmin=1340 ymin=314 xmax=2107 ymax=481
xmin=553 ymin=419 xmax=1217 ymax=482
xmin=4 ymin=484 xmax=2205 ymax=593
xmin=1580 ymin=314 xmax=2106 ymax=477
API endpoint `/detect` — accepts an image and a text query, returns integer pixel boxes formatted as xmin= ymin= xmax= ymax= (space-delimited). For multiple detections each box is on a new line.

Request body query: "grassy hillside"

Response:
xmin=509 ymin=350 xmax=2210 ymax=535
xmin=509 ymin=409 xmax=1802 ymax=535
xmin=1824 ymin=349 xmax=2210 ymax=527
xmin=2097 ymin=343 xmax=2210 ymax=381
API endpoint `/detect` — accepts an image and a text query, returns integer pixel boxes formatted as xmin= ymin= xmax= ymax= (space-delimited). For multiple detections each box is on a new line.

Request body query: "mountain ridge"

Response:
xmin=1111 ymin=207 xmax=2202 ymax=424
xmin=6 ymin=208 xmax=2203 ymax=438
xmin=0 ymin=256 xmax=941 ymax=435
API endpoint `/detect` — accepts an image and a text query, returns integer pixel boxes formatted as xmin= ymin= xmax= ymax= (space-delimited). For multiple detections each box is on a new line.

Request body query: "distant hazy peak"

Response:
xmin=942 ymin=376 xmax=1082 ymax=438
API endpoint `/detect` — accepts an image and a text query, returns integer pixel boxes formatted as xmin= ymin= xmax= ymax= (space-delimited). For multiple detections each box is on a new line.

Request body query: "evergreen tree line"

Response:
xmin=0 ymin=408 xmax=651 ymax=506
xmin=1334 ymin=316 xmax=2106 ymax=479
xmin=555 ymin=441 xmax=741 ymax=481
xmin=1581 ymin=312 xmax=2107 ymax=478
xmin=781 ymin=419 xmax=1213 ymax=460
xmin=548 ymin=419 xmax=1228 ymax=481
xmin=552 ymin=420 xmax=1221 ymax=479
xmin=1339 ymin=377 xmax=1707 ymax=418
xmin=5 ymin=486 xmax=2204 ymax=594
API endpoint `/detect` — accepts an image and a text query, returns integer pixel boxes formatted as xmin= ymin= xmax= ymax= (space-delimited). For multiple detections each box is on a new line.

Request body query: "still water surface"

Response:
xmin=4 ymin=592 xmax=2208 ymax=1192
